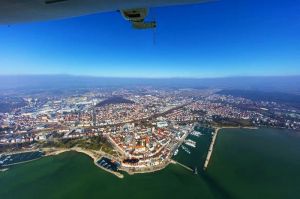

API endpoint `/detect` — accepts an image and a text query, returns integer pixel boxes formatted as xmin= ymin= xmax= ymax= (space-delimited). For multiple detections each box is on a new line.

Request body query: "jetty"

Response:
xmin=203 ymin=128 xmax=219 ymax=170
xmin=203 ymin=126 xmax=258 ymax=170
xmin=171 ymin=160 xmax=193 ymax=172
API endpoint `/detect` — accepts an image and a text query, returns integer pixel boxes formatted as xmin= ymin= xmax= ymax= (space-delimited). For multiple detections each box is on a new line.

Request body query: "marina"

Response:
xmin=96 ymin=157 xmax=121 ymax=172
xmin=172 ymin=126 xmax=212 ymax=175
xmin=190 ymin=131 xmax=203 ymax=137
xmin=0 ymin=151 xmax=45 ymax=168
xmin=184 ymin=139 xmax=196 ymax=148
xmin=181 ymin=145 xmax=191 ymax=154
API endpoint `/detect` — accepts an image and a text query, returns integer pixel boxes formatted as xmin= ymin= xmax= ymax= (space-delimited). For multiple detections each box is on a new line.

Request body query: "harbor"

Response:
xmin=0 ymin=151 xmax=45 ymax=168
xmin=184 ymin=139 xmax=196 ymax=148
xmin=0 ymin=125 xmax=214 ymax=177
xmin=1 ymin=128 xmax=299 ymax=199
xmin=95 ymin=157 xmax=124 ymax=178
xmin=172 ymin=125 xmax=213 ymax=175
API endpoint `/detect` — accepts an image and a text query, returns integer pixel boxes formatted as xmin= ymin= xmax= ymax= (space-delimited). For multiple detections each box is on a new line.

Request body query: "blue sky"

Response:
xmin=0 ymin=0 xmax=299 ymax=78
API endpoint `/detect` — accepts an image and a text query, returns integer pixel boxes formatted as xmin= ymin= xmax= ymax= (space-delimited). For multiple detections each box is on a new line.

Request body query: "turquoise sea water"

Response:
xmin=0 ymin=128 xmax=299 ymax=199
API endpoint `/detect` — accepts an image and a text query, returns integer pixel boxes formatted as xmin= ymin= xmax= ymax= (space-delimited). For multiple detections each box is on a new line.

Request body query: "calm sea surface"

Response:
xmin=0 ymin=128 xmax=299 ymax=199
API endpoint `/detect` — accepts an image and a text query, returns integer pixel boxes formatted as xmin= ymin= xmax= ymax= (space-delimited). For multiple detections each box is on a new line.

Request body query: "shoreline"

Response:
xmin=1 ymin=146 xmax=171 ymax=178
xmin=119 ymin=161 xmax=171 ymax=175
xmin=1 ymin=126 xmax=262 ymax=176
xmin=0 ymin=150 xmax=44 ymax=168
xmin=0 ymin=157 xmax=43 ymax=168
xmin=43 ymin=147 xmax=124 ymax=178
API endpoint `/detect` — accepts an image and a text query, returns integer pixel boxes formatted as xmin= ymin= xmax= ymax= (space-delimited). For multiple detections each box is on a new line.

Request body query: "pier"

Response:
xmin=171 ymin=160 xmax=193 ymax=172
xmin=203 ymin=128 xmax=219 ymax=170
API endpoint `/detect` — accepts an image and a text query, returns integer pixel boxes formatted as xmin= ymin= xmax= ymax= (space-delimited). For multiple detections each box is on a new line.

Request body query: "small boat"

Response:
xmin=181 ymin=146 xmax=191 ymax=154
xmin=99 ymin=160 xmax=105 ymax=164
xmin=184 ymin=139 xmax=196 ymax=148
xmin=173 ymin=149 xmax=179 ymax=156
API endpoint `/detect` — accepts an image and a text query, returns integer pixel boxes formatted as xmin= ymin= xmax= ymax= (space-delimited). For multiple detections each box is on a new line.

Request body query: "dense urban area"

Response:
xmin=1 ymin=87 xmax=300 ymax=176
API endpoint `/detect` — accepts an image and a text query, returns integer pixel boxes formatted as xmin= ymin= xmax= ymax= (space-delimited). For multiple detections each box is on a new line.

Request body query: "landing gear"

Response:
xmin=120 ymin=8 xmax=156 ymax=29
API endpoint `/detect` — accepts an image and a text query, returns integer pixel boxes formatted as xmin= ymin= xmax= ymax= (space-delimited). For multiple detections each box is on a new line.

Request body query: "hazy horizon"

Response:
xmin=0 ymin=74 xmax=299 ymax=93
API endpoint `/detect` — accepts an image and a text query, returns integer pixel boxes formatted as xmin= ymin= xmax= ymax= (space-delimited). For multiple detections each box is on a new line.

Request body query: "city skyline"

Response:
xmin=0 ymin=0 xmax=299 ymax=78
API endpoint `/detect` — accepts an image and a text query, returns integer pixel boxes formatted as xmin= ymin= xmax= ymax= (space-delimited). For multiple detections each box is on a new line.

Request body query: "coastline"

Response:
xmin=43 ymin=147 xmax=124 ymax=178
xmin=0 ymin=150 xmax=44 ymax=168
xmin=1 ymin=146 xmax=171 ymax=178
xmin=1 ymin=126 xmax=261 ymax=177
xmin=40 ymin=126 xmax=265 ymax=176
xmin=119 ymin=161 xmax=171 ymax=175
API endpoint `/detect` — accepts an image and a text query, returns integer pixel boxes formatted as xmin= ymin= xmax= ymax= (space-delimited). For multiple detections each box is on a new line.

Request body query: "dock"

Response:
xmin=203 ymin=128 xmax=219 ymax=170
xmin=95 ymin=156 xmax=124 ymax=178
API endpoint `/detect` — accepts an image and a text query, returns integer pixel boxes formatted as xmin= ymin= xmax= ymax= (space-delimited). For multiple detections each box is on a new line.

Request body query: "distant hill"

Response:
xmin=218 ymin=89 xmax=300 ymax=108
xmin=96 ymin=96 xmax=134 ymax=107
xmin=0 ymin=75 xmax=300 ymax=93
